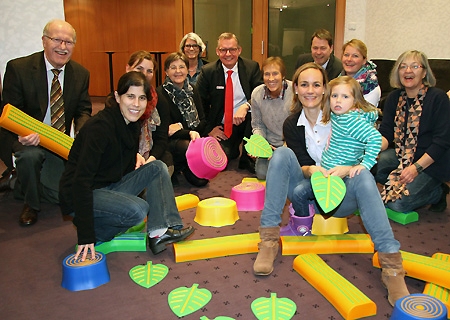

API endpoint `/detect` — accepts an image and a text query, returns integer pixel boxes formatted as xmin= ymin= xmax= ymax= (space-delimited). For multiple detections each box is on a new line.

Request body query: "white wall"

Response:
xmin=0 ymin=0 xmax=64 ymax=84
xmin=345 ymin=0 xmax=450 ymax=59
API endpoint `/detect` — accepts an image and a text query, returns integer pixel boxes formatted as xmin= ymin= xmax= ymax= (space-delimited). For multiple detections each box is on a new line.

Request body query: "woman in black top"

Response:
xmin=59 ymin=71 xmax=194 ymax=261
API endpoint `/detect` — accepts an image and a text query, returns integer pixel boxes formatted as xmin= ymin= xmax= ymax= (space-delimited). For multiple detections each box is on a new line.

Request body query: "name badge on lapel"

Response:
xmin=216 ymin=86 xmax=225 ymax=90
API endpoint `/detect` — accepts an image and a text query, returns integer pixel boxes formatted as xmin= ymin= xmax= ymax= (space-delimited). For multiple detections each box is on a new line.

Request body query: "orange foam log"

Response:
xmin=175 ymin=194 xmax=200 ymax=212
xmin=293 ymin=253 xmax=377 ymax=319
xmin=423 ymin=253 xmax=450 ymax=318
xmin=173 ymin=233 xmax=259 ymax=263
xmin=373 ymin=251 xmax=450 ymax=289
xmin=0 ymin=104 xmax=73 ymax=159
xmin=281 ymin=234 xmax=374 ymax=255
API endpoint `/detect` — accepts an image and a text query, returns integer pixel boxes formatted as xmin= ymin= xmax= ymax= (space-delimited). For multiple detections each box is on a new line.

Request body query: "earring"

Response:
xmin=295 ymin=92 xmax=298 ymax=94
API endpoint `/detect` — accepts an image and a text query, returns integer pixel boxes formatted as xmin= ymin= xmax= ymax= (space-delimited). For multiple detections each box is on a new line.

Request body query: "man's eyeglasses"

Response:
xmin=398 ymin=64 xmax=423 ymax=71
xmin=218 ymin=47 xmax=238 ymax=54
xmin=44 ymin=35 xmax=75 ymax=47
xmin=184 ymin=44 xmax=199 ymax=49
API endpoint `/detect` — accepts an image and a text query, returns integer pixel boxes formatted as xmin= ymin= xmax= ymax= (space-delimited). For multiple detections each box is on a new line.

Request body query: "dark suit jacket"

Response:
xmin=196 ymin=57 xmax=262 ymax=136
xmin=0 ymin=51 xmax=91 ymax=167
xmin=295 ymin=53 xmax=343 ymax=81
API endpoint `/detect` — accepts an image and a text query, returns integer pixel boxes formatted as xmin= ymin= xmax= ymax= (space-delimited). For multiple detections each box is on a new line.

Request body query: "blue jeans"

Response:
xmin=261 ymin=147 xmax=400 ymax=253
xmin=375 ymin=148 xmax=441 ymax=212
xmin=260 ymin=147 xmax=306 ymax=227
xmin=255 ymin=158 xmax=269 ymax=180
xmin=88 ymin=160 xmax=183 ymax=243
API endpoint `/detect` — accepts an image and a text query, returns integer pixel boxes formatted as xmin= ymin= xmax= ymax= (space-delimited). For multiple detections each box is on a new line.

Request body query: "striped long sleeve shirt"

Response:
xmin=321 ymin=109 xmax=381 ymax=170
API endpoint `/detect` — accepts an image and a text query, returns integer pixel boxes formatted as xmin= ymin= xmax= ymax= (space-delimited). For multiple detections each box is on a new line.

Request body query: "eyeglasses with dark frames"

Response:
xmin=218 ymin=47 xmax=238 ymax=54
xmin=184 ymin=44 xmax=199 ymax=49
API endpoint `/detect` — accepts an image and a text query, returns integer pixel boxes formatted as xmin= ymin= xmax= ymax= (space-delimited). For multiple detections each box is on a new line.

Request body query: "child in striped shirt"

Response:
xmin=321 ymin=76 xmax=381 ymax=177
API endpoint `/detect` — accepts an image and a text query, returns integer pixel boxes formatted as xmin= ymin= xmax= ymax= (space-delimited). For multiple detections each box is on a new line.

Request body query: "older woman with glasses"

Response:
xmin=179 ymin=32 xmax=208 ymax=85
xmin=375 ymin=50 xmax=450 ymax=213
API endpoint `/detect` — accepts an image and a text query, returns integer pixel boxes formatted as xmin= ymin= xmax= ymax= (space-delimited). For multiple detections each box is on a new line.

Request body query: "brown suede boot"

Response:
xmin=253 ymin=226 xmax=280 ymax=276
xmin=378 ymin=252 xmax=410 ymax=306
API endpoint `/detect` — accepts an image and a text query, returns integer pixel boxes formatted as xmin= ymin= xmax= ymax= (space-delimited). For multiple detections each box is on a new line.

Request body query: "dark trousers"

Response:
xmin=219 ymin=112 xmax=252 ymax=162
xmin=13 ymin=145 xmax=64 ymax=210
xmin=0 ymin=128 xmax=15 ymax=171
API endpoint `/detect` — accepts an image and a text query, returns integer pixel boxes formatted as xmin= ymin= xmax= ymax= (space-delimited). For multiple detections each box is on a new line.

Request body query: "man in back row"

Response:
xmin=295 ymin=28 xmax=342 ymax=80
xmin=0 ymin=19 xmax=92 ymax=226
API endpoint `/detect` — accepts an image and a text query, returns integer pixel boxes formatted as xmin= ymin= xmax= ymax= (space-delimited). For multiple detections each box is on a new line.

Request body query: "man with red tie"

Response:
xmin=196 ymin=32 xmax=262 ymax=173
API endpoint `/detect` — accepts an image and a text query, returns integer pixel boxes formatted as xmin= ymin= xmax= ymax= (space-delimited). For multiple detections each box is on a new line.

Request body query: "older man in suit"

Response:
xmin=295 ymin=28 xmax=342 ymax=80
xmin=0 ymin=19 xmax=91 ymax=226
xmin=196 ymin=32 xmax=262 ymax=173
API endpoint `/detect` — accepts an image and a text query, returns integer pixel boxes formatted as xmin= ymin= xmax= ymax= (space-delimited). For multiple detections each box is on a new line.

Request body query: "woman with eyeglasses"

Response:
xmin=375 ymin=50 xmax=450 ymax=213
xmin=179 ymin=32 xmax=208 ymax=85
xmin=157 ymin=52 xmax=208 ymax=187
xmin=340 ymin=39 xmax=381 ymax=106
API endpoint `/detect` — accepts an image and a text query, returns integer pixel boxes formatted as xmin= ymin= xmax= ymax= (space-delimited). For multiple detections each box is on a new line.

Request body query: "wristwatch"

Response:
xmin=413 ymin=162 xmax=423 ymax=174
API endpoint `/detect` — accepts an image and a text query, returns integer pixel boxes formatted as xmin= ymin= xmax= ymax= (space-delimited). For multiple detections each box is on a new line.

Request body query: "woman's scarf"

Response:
xmin=381 ymin=85 xmax=427 ymax=202
xmin=139 ymin=86 xmax=161 ymax=160
xmin=162 ymin=77 xmax=200 ymax=129
xmin=352 ymin=61 xmax=379 ymax=95
xmin=139 ymin=108 xmax=161 ymax=160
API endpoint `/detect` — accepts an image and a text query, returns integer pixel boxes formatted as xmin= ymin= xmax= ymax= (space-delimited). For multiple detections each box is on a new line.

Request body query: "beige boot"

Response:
xmin=253 ymin=226 xmax=280 ymax=276
xmin=378 ymin=252 xmax=410 ymax=306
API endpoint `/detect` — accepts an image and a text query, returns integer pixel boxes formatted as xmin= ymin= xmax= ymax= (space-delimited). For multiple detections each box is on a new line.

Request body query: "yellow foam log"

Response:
xmin=242 ymin=177 xmax=266 ymax=187
xmin=175 ymin=194 xmax=200 ymax=212
xmin=423 ymin=253 xmax=450 ymax=318
xmin=281 ymin=234 xmax=374 ymax=255
xmin=293 ymin=253 xmax=377 ymax=319
xmin=0 ymin=104 xmax=73 ymax=159
xmin=173 ymin=233 xmax=260 ymax=263
xmin=373 ymin=251 xmax=450 ymax=289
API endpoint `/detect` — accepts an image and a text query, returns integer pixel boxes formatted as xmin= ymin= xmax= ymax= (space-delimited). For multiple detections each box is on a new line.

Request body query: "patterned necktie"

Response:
xmin=50 ymin=69 xmax=65 ymax=132
xmin=224 ymin=70 xmax=234 ymax=138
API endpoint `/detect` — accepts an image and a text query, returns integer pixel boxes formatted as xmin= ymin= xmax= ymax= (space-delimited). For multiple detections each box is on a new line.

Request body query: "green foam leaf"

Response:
xmin=169 ymin=283 xmax=212 ymax=317
xmin=311 ymin=171 xmax=346 ymax=213
xmin=200 ymin=317 xmax=235 ymax=320
xmin=129 ymin=261 xmax=168 ymax=288
xmin=251 ymin=293 xmax=296 ymax=319
xmin=243 ymin=135 xmax=273 ymax=158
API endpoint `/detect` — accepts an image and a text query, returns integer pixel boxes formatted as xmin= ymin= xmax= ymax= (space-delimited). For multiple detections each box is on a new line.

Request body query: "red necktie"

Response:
xmin=224 ymin=70 xmax=233 ymax=138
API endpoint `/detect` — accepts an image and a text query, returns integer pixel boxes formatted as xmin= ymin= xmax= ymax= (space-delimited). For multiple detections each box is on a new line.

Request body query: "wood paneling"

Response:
xmin=64 ymin=0 xmax=181 ymax=96
xmin=252 ymin=0 xmax=268 ymax=66
xmin=334 ymin=0 xmax=346 ymax=59
xmin=64 ymin=0 xmax=345 ymax=96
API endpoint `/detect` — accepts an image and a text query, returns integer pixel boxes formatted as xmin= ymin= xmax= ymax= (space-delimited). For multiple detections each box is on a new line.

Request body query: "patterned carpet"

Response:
xmin=0 ymin=158 xmax=449 ymax=319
